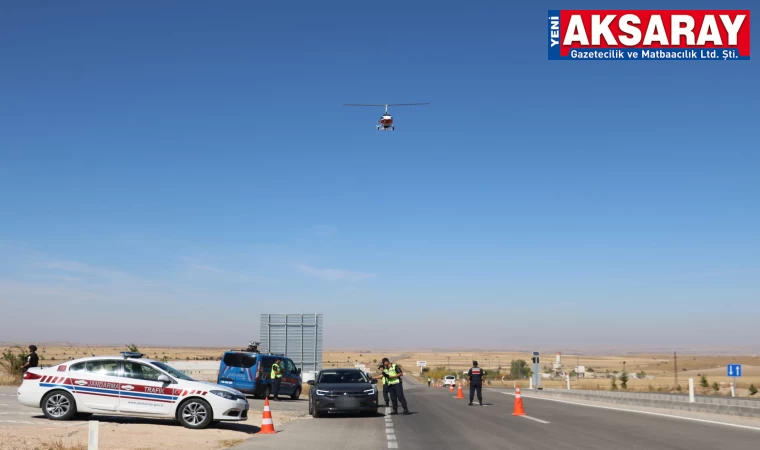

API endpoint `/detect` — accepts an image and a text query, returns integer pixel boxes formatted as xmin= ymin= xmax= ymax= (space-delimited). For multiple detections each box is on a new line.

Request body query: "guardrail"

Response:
xmin=522 ymin=387 xmax=760 ymax=418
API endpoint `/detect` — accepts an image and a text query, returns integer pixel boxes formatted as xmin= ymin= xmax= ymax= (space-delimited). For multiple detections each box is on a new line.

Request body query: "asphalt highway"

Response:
xmin=236 ymin=378 xmax=760 ymax=450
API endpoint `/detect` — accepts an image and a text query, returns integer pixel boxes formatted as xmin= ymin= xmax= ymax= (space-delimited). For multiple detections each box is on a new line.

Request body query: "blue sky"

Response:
xmin=1 ymin=1 xmax=758 ymax=349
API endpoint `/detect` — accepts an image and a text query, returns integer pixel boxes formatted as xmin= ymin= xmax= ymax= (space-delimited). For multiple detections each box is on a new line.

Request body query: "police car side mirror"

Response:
xmin=158 ymin=374 xmax=172 ymax=383
xmin=371 ymin=379 xmax=378 ymax=385
xmin=306 ymin=380 xmax=315 ymax=386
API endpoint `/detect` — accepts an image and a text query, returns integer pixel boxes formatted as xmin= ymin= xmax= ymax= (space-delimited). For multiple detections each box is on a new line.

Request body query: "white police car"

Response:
xmin=17 ymin=352 xmax=248 ymax=429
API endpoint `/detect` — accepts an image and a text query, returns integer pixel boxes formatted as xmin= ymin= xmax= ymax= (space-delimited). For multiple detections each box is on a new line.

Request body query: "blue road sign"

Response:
xmin=727 ymin=364 xmax=742 ymax=377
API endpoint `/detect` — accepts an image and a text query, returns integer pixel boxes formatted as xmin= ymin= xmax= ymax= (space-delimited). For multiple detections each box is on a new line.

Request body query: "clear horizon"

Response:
xmin=1 ymin=1 xmax=758 ymax=349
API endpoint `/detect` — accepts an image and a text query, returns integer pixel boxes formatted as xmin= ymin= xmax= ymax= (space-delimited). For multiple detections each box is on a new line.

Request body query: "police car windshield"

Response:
xmin=150 ymin=361 xmax=195 ymax=381
xmin=318 ymin=370 xmax=368 ymax=384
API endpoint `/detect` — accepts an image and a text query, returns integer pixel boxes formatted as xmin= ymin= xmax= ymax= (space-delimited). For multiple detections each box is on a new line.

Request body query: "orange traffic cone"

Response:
xmin=449 ymin=382 xmax=454 ymax=392
xmin=456 ymin=382 xmax=464 ymax=399
xmin=512 ymin=386 xmax=526 ymax=416
xmin=258 ymin=397 xmax=276 ymax=434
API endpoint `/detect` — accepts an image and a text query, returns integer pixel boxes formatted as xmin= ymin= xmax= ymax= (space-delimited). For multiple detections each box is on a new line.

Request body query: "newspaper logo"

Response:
xmin=548 ymin=10 xmax=750 ymax=60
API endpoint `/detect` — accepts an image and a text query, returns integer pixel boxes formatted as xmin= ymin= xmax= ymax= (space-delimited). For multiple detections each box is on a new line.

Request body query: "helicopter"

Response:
xmin=343 ymin=103 xmax=430 ymax=130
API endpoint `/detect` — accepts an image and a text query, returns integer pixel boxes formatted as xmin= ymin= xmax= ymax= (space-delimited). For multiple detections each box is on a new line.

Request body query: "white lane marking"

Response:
xmin=384 ymin=406 xmax=398 ymax=448
xmin=497 ymin=392 xmax=760 ymax=432
xmin=518 ymin=415 xmax=550 ymax=424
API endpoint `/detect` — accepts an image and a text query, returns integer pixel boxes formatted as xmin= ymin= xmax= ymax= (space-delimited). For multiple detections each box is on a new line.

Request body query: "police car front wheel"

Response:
xmin=42 ymin=390 xmax=77 ymax=421
xmin=177 ymin=398 xmax=213 ymax=429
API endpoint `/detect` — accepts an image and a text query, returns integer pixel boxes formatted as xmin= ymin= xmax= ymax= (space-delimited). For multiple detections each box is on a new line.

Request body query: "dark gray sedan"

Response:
xmin=307 ymin=369 xmax=379 ymax=418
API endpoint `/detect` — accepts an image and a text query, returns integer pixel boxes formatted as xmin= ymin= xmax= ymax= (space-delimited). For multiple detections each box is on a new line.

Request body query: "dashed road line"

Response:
xmin=518 ymin=415 xmax=550 ymax=424
xmin=384 ymin=407 xmax=398 ymax=449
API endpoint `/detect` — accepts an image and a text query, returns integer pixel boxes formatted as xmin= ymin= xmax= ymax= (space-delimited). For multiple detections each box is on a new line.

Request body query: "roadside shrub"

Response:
xmin=712 ymin=382 xmax=719 ymax=391
xmin=619 ymin=372 xmax=629 ymax=389
xmin=611 ymin=378 xmax=618 ymax=390
xmin=0 ymin=346 xmax=28 ymax=384
xmin=750 ymin=384 xmax=758 ymax=396
xmin=700 ymin=375 xmax=708 ymax=388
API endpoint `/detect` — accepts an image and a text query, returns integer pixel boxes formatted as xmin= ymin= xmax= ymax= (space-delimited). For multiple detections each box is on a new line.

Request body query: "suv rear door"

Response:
xmin=218 ymin=352 xmax=257 ymax=392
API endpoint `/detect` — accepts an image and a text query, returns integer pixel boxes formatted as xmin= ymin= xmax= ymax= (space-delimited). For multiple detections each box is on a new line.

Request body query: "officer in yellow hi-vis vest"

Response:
xmin=270 ymin=358 xmax=284 ymax=401
xmin=376 ymin=357 xmax=410 ymax=415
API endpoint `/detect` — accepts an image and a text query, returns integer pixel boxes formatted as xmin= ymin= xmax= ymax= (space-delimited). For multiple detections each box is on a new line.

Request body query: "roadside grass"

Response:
xmin=0 ymin=372 xmax=19 ymax=386
xmin=32 ymin=439 xmax=86 ymax=450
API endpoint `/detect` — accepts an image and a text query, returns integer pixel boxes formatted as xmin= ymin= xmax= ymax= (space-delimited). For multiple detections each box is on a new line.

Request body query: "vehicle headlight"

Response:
xmin=315 ymin=390 xmax=328 ymax=396
xmin=210 ymin=390 xmax=237 ymax=400
xmin=364 ymin=389 xmax=375 ymax=395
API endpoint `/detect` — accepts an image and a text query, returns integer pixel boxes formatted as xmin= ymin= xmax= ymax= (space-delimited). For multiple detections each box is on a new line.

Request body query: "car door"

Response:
xmin=285 ymin=359 xmax=299 ymax=394
xmin=69 ymin=359 xmax=121 ymax=412
xmin=118 ymin=361 xmax=176 ymax=416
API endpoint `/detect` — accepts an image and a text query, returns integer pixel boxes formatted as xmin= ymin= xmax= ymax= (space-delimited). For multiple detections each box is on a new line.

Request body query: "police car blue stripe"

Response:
xmin=40 ymin=383 xmax=74 ymax=390
xmin=40 ymin=383 xmax=176 ymax=401
xmin=119 ymin=391 xmax=177 ymax=401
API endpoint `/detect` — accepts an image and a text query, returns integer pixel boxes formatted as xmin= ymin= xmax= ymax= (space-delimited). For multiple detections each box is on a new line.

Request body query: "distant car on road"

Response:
xmin=443 ymin=375 xmax=457 ymax=387
xmin=16 ymin=352 xmax=248 ymax=429
xmin=307 ymin=368 xmax=379 ymax=418
xmin=217 ymin=351 xmax=302 ymax=400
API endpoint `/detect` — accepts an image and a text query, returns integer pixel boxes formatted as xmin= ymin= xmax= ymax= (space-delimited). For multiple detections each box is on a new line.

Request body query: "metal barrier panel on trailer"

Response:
xmin=260 ymin=313 xmax=323 ymax=373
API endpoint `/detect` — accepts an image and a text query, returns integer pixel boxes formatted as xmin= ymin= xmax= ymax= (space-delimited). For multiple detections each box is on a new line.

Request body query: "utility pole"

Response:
xmin=674 ymin=352 xmax=679 ymax=387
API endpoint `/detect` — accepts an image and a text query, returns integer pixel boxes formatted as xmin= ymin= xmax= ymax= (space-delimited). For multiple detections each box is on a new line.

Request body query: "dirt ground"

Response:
xmin=0 ymin=405 xmax=307 ymax=450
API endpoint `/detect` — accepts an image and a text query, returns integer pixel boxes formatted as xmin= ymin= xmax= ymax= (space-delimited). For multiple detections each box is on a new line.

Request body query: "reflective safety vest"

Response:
xmin=271 ymin=363 xmax=283 ymax=379
xmin=385 ymin=364 xmax=401 ymax=385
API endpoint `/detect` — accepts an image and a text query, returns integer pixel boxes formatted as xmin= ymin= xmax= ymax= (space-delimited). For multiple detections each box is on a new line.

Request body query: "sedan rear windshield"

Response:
xmin=318 ymin=370 xmax=368 ymax=384
xmin=223 ymin=353 xmax=257 ymax=368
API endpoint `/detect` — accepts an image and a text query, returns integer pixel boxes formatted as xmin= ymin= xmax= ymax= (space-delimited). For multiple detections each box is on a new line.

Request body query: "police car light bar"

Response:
xmin=120 ymin=351 xmax=145 ymax=359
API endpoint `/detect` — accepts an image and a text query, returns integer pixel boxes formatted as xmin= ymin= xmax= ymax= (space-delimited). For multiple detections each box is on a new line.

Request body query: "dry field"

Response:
xmin=3 ymin=345 xmax=759 ymax=395
xmin=394 ymin=351 xmax=760 ymax=396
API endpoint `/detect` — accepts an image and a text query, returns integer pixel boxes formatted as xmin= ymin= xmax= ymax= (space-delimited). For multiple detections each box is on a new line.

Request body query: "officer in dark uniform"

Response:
xmin=467 ymin=360 xmax=485 ymax=406
xmin=20 ymin=345 xmax=39 ymax=373
xmin=378 ymin=364 xmax=390 ymax=407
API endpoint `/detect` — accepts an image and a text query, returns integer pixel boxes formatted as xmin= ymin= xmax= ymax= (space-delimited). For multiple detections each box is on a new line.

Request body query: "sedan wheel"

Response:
xmin=42 ymin=391 xmax=76 ymax=421
xmin=178 ymin=398 xmax=213 ymax=429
